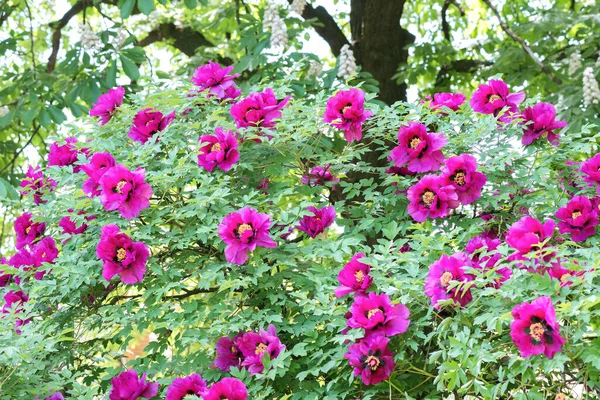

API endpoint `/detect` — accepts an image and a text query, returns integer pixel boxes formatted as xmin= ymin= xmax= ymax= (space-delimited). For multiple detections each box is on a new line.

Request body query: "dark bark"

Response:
xmin=350 ymin=0 xmax=414 ymax=105
xmin=47 ymin=0 xmax=92 ymax=73
xmin=139 ymin=23 xmax=213 ymax=56
xmin=287 ymin=0 xmax=350 ymax=56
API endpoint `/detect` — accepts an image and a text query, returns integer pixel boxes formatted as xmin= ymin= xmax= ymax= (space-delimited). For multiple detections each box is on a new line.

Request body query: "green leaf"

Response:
xmin=47 ymin=105 xmax=66 ymax=124
xmin=119 ymin=0 xmax=136 ymax=19
xmin=120 ymin=55 xmax=140 ymax=80
xmin=0 ymin=177 xmax=18 ymax=200
xmin=137 ymin=0 xmax=155 ymax=15
xmin=184 ymin=0 xmax=197 ymax=9
xmin=106 ymin=61 xmax=117 ymax=88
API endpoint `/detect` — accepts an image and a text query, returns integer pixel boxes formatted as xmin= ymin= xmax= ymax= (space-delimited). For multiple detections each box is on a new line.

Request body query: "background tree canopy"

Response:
xmin=1 ymin=1 xmax=600 ymax=399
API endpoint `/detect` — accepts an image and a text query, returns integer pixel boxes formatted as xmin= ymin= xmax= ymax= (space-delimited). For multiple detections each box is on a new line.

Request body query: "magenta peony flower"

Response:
xmin=230 ymin=88 xmax=290 ymax=130
xmin=466 ymin=235 xmax=511 ymax=288
xmin=44 ymin=393 xmax=65 ymax=400
xmin=470 ymin=79 xmax=525 ymax=122
xmin=581 ymin=154 xmax=600 ymax=193
xmin=96 ymin=224 xmax=149 ymax=284
xmin=510 ymin=296 xmax=565 ymax=358
xmin=2 ymin=290 xmax=30 ymax=332
xmin=128 ymin=108 xmax=176 ymax=144
xmin=218 ymin=206 xmax=277 ymax=265
xmin=59 ymin=209 xmax=91 ymax=236
xmin=237 ymin=324 xmax=286 ymax=375
xmin=202 ymin=378 xmax=248 ymax=400
xmin=335 ymin=253 xmax=373 ymax=298
xmin=506 ymin=216 xmax=555 ymax=254
xmin=389 ymin=122 xmax=447 ymax=173
xmin=546 ymin=263 xmax=586 ymax=287
xmin=521 ymin=102 xmax=567 ymax=146
xmin=20 ymin=166 xmax=57 ymax=205
xmin=109 ymin=370 xmax=158 ymax=400
xmin=555 ymin=196 xmax=598 ymax=242
xmin=213 ymin=334 xmax=243 ymax=372
xmin=81 ymin=152 xmax=117 ymax=197
xmin=297 ymin=205 xmax=336 ymax=238
xmin=48 ymin=137 xmax=87 ymax=172
xmin=257 ymin=178 xmax=269 ymax=194
xmin=99 ymin=164 xmax=153 ymax=220
xmin=323 ymin=88 xmax=373 ymax=143
xmin=344 ymin=335 xmax=395 ymax=386
xmin=90 ymin=87 xmax=125 ymax=125
xmin=441 ymin=154 xmax=487 ymax=205
xmin=191 ymin=61 xmax=241 ymax=100
xmin=14 ymin=212 xmax=46 ymax=249
xmin=347 ymin=292 xmax=410 ymax=338
xmin=302 ymin=165 xmax=339 ymax=186
xmin=165 ymin=374 xmax=207 ymax=400
xmin=407 ymin=174 xmax=459 ymax=222
xmin=424 ymin=92 xmax=466 ymax=112
xmin=424 ymin=252 xmax=475 ymax=309
xmin=197 ymin=127 xmax=240 ymax=172
xmin=2 ymin=290 xmax=28 ymax=314
xmin=0 ymin=258 xmax=13 ymax=287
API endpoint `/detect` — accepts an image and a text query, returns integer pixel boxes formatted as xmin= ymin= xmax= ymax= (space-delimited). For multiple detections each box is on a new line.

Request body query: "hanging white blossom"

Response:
xmin=0 ymin=106 xmax=9 ymax=118
xmin=78 ymin=23 xmax=102 ymax=52
xmin=308 ymin=60 xmax=322 ymax=77
xmin=112 ymin=26 xmax=129 ymax=49
xmin=568 ymin=52 xmax=582 ymax=76
xmin=338 ymin=44 xmax=357 ymax=80
xmin=263 ymin=2 xmax=279 ymax=32
xmin=290 ymin=0 xmax=306 ymax=15
xmin=583 ymin=67 xmax=600 ymax=106
xmin=269 ymin=14 xmax=288 ymax=51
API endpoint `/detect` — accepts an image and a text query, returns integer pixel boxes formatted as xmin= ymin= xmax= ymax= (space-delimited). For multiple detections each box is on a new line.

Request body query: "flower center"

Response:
xmin=25 ymin=226 xmax=31 ymax=234
xmin=572 ymin=211 xmax=581 ymax=219
xmin=489 ymin=94 xmax=501 ymax=102
xmin=422 ymin=190 xmax=435 ymax=206
xmin=237 ymin=223 xmax=253 ymax=235
xmin=255 ymin=342 xmax=267 ymax=354
xmin=355 ymin=270 xmax=365 ymax=283
xmin=367 ymin=309 xmax=382 ymax=319
xmin=529 ymin=322 xmax=545 ymax=342
xmin=560 ymin=274 xmax=571 ymax=283
xmin=440 ymin=271 xmax=453 ymax=287
xmin=409 ymin=137 xmax=421 ymax=149
xmin=116 ymin=248 xmax=127 ymax=261
xmin=365 ymin=355 xmax=380 ymax=371
xmin=211 ymin=142 xmax=222 ymax=152
xmin=342 ymin=103 xmax=352 ymax=114
xmin=116 ymin=180 xmax=127 ymax=194
xmin=453 ymin=171 xmax=466 ymax=186
xmin=231 ymin=345 xmax=237 ymax=354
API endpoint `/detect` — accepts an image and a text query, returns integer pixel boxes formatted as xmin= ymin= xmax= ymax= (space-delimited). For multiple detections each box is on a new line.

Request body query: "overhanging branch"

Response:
xmin=46 ymin=0 xmax=91 ymax=73
xmin=481 ymin=0 xmax=562 ymax=85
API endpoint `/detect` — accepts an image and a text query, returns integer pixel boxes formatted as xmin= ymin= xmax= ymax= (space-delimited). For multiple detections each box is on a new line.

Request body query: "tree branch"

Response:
xmin=0 ymin=124 xmax=41 ymax=176
xmin=481 ymin=0 xmax=562 ymax=85
xmin=139 ymin=23 xmax=233 ymax=65
xmin=441 ymin=0 xmax=465 ymax=42
xmin=434 ymin=59 xmax=493 ymax=92
xmin=0 ymin=5 xmax=16 ymax=28
xmin=287 ymin=0 xmax=350 ymax=57
xmin=46 ymin=0 xmax=91 ymax=73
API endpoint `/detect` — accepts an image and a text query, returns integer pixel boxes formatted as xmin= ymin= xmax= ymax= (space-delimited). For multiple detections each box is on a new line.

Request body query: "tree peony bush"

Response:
xmin=2 ymin=69 xmax=600 ymax=400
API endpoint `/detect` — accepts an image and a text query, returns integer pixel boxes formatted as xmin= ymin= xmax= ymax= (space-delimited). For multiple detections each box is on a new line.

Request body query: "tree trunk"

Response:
xmin=350 ymin=0 xmax=415 ymax=105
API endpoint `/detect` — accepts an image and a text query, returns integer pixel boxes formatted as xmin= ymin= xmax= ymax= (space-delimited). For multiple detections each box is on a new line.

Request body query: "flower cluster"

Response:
xmin=323 ymin=88 xmax=373 ymax=142
xmin=337 ymin=252 xmax=410 ymax=385
xmin=191 ymin=61 xmax=241 ymax=100
xmin=583 ymin=67 xmax=600 ymax=106
xmin=423 ymin=92 xmax=466 ymax=112
xmin=99 ymin=164 xmax=153 ymax=220
xmin=520 ymin=102 xmax=567 ymax=146
xmin=128 ymin=108 xmax=176 ymax=144
xmin=48 ymin=137 xmax=88 ymax=172
xmin=197 ymin=127 xmax=240 ymax=172
xmin=297 ymin=205 xmax=336 ymax=238
xmin=389 ymin=122 xmax=447 ymax=173
xmin=218 ymin=207 xmax=277 ymax=265
xmin=213 ymin=324 xmax=285 ymax=375
xmin=302 ymin=165 xmax=339 ymax=186
xmin=470 ymin=79 xmax=525 ymax=122
xmin=20 ymin=166 xmax=57 ymax=205
xmin=96 ymin=224 xmax=149 ymax=284
xmin=89 ymin=87 xmax=125 ymax=125
xmin=337 ymin=44 xmax=357 ymax=80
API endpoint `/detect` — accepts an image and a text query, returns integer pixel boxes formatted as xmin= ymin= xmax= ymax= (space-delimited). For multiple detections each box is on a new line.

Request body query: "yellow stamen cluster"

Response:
xmin=529 ymin=322 xmax=545 ymax=342
xmin=211 ymin=142 xmax=222 ymax=152
xmin=489 ymin=94 xmax=501 ymax=102
xmin=365 ymin=355 xmax=380 ymax=371
xmin=409 ymin=137 xmax=421 ymax=149
xmin=572 ymin=211 xmax=582 ymax=220
xmin=367 ymin=309 xmax=382 ymax=319
xmin=422 ymin=190 xmax=435 ymax=206
xmin=117 ymin=248 xmax=127 ymax=261
xmin=238 ymin=223 xmax=253 ymax=235
xmin=454 ymin=172 xmax=466 ymax=186
xmin=440 ymin=271 xmax=453 ymax=287
xmin=355 ymin=270 xmax=365 ymax=283
xmin=116 ymin=180 xmax=127 ymax=194
xmin=255 ymin=343 xmax=267 ymax=354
